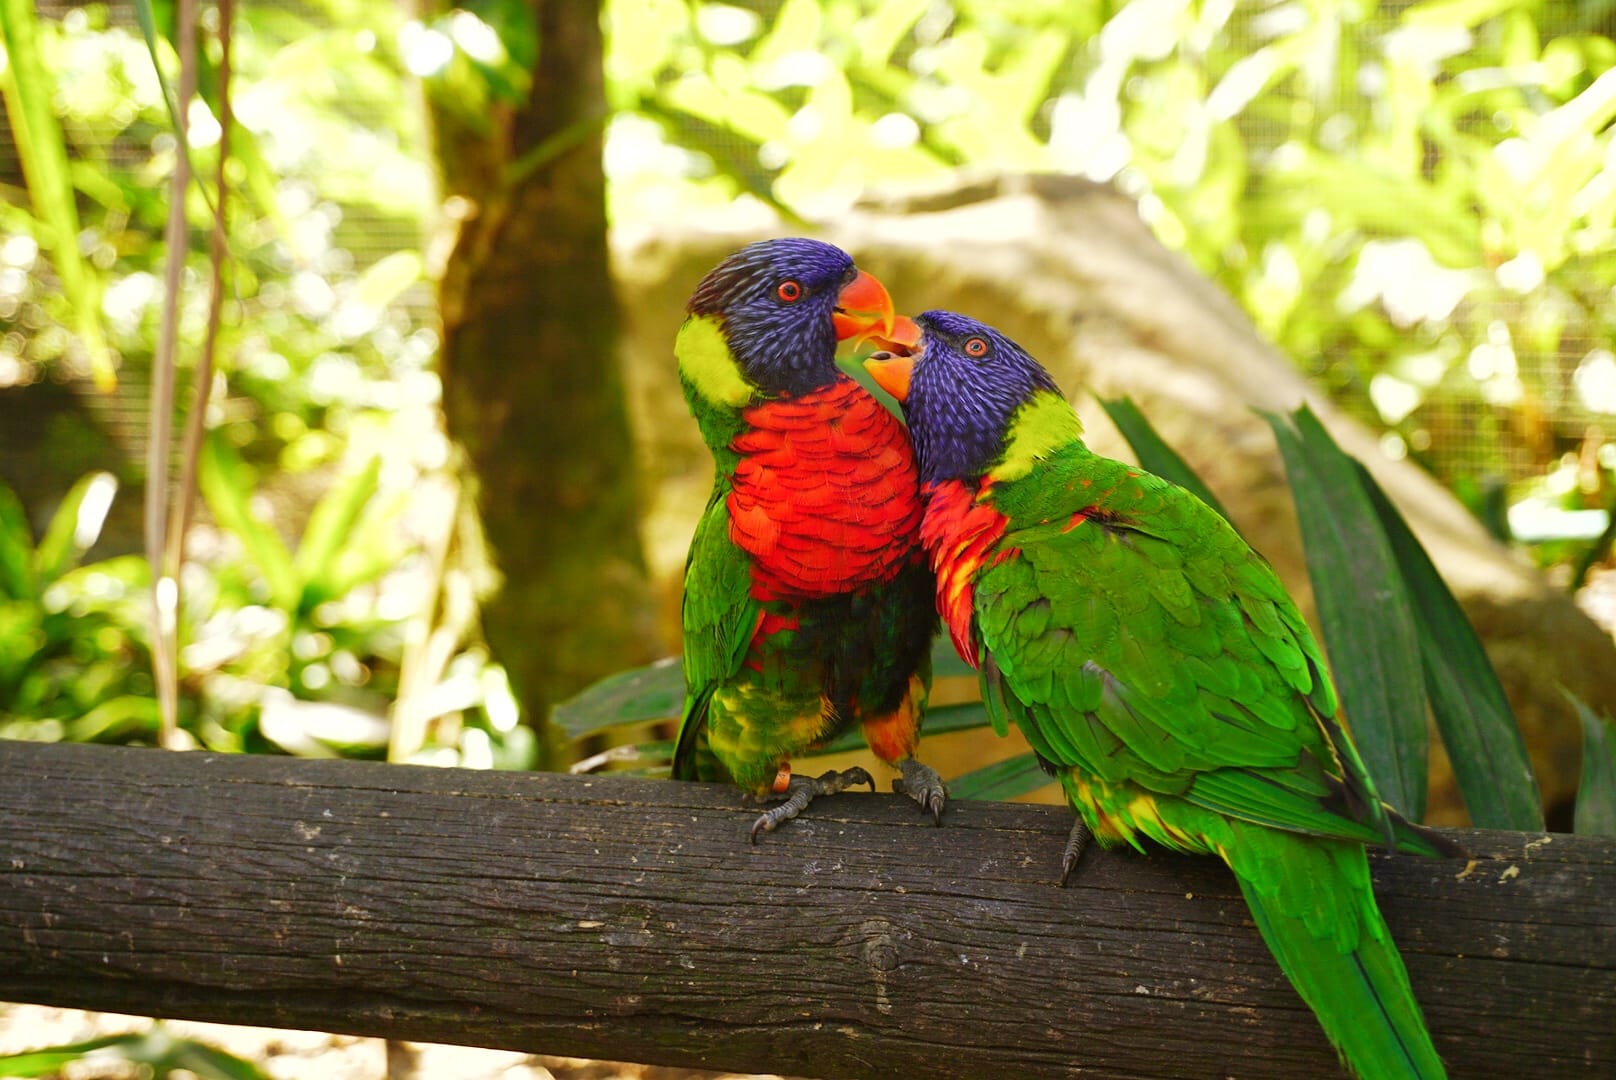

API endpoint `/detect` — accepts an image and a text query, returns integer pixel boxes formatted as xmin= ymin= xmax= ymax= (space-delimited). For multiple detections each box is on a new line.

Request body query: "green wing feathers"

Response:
xmin=980 ymin=447 xmax=1402 ymax=844
xmin=673 ymin=487 xmax=759 ymax=782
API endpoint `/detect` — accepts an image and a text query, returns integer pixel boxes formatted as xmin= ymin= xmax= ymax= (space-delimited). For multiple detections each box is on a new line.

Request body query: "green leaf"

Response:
xmin=35 ymin=472 xmax=117 ymax=586
xmin=0 ymin=0 xmax=115 ymax=389
xmin=141 ymin=0 xmax=286 ymax=235
xmin=52 ymin=553 xmax=152 ymax=598
xmin=0 ymin=599 xmax=45 ymax=688
xmin=0 ymin=1035 xmax=142 ymax=1078
xmin=131 ymin=0 xmax=207 ymax=208
xmin=163 ymin=1037 xmax=275 ymax=1080
xmin=1355 ymin=461 xmax=1543 ymax=829
xmin=1099 ymin=397 xmax=1231 ymax=521
xmin=1403 ymin=0 xmax=1545 ymax=31
xmin=1272 ymin=152 xmax=1479 ymax=267
xmin=199 ymin=430 xmax=299 ymax=611
xmin=295 ymin=455 xmax=382 ymax=609
xmin=949 ymin=751 xmax=1054 ymax=801
xmin=751 ymin=0 xmax=822 ymax=69
xmin=1567 ymin=692 xmax=1616 ymax=837
xmin=352 ymin=251 xmax=424 ymax=309
xmin=0 ymin=1026 xmax=273 ymax=1080
xmin=1262 ymin=405 xmax=1428 ymax=819
xmin=577 ymin=738 xmax=675 ymax=777
xmin=318 ymin=521 xmax=403 ymax=606
xmin=857 ymin=0 xmax=929 ymax=68
xmin=68 ymin=695 xmax=164 ymax=742
xmin=0 ymin=480 xmax=38 ymax=601
xmin=551 ymin=656 xmax=682 ymax=739
xmin=225 ymin=118 xmax=294 ymax=240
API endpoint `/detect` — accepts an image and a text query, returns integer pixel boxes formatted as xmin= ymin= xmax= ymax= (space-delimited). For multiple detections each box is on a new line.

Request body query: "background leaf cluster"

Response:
xmin=0 ymin=0 xmax=524 ymax=767
xmin=605 ymin=0 xmax=1616 ymax=545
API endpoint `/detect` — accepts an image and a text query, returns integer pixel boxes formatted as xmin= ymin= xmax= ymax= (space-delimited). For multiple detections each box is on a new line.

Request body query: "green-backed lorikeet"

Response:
xmin=671 ymin=238 xmax=942 ymax=839
xmin=865 ymin=310 xmax=1461 ymax=1079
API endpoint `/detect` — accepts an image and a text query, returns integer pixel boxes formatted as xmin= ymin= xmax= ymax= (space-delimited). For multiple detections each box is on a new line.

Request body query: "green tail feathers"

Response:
xmin=1231 ymin=834 xmax=1447 ymax=1080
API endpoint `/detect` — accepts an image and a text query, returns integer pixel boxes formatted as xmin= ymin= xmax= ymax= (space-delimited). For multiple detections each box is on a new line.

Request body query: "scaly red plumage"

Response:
xmin=919 ymin=479 xmax=1010 ymax=668
xmin=729 ymin=379 xmax=923 ymax=599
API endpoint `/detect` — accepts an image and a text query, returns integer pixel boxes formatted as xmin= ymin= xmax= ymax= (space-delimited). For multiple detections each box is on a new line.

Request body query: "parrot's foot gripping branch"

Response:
xmin=749 ymin=766 xmax=877 ymax=843
xmin=893 ymin=757 xmax=947 ymax=825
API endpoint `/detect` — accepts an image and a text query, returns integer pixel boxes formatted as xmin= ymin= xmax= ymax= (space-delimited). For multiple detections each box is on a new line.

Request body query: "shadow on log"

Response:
xmin=2 ymin=740 xmax=1613 ymax=1078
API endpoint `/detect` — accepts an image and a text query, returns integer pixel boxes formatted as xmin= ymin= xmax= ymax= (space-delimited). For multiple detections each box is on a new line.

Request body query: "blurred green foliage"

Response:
xmin=0 ymin=1024 xmax=271 ymax=1079
xmin=0 ymin=0 xmax=527 ymax=769
xmin=3 ymin=0 xmax=1614 ymax=764
xmin=0 ymin=454 xmax=530 ymax=766
xmin=603 ymin=0 xmax=1616 ymax=548
xmin=0 ymin=471 xmax=154 ymax=742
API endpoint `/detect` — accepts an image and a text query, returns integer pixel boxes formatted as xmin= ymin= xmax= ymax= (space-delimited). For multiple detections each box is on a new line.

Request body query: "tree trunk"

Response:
xmin=430 ymin=0 xmax=658 ymax=748
xmin=3 ymin=740 xmax=1612 ymax=1079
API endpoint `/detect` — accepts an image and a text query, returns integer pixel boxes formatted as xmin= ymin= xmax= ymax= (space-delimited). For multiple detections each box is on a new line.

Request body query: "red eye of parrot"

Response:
xmin=776 ymin=280 xmax=804 ymax=302
xmin=964 ymin=337 xmax=989 ymax=357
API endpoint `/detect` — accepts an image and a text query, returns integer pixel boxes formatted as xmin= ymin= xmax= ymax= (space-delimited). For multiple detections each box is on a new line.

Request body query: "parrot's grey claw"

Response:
xmin=1058 ymin=818 xmax=1093 ymax=886
xmin=749 ymin=766 xmax=875 ymax=843
xmin=893 ymin=758 xmax=948 ymax=825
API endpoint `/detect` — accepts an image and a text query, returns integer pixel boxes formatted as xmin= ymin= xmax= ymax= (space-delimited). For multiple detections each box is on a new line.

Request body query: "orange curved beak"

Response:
xmin=864 ymin=346 xmax=917 ymax=402
xmin=868 ymin=314 xmax=921 ymax=355
xmin=832 ymin=269 xmax=899 ymax=342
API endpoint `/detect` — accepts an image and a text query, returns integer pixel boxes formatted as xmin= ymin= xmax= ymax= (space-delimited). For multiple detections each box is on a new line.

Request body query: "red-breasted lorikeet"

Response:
xmin=866 ymin=310 xmax=1461 ymax=1079
xmin=671 ymin=238 xmax=940 ymax=839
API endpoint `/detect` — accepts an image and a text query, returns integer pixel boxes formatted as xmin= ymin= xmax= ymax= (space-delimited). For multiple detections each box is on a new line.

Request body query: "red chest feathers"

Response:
xmin=919 ymin=479 xmax=1010 ymax=668
xmin=727 ymin=380 xmax=923 ymax=598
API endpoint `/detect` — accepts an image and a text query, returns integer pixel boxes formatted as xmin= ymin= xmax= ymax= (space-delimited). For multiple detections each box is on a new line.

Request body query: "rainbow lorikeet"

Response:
xmin=865 ymin=310 xmax=1462 ymax=1079
xmin=671 ymin=238 xmax=942 ymax=840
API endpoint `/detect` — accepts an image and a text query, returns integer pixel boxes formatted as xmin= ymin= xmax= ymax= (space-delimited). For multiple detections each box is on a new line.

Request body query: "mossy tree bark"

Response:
xmin=429 ymin=0 xmax=658 ymax=749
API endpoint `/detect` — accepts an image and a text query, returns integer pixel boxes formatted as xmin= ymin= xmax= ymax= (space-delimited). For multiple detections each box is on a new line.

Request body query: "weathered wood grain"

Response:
xmin=1 ymin=739 xmax=1611 ymax=1078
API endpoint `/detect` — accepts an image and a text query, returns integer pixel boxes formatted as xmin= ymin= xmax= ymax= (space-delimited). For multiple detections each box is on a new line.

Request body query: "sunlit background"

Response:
xmin=3 ymin=0 xmax=1615 ymax=1073
xmin=0 ymin=0 xmax=1611 ymax=773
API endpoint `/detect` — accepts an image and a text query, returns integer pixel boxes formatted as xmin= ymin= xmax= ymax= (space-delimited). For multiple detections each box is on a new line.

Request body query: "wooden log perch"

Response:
xmin=2 ymin=740 xmax=1612 ymax=1078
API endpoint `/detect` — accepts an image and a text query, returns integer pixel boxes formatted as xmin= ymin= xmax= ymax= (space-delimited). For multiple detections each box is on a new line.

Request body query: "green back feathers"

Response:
xmin=979 ymin=440 xmax=1392 ymax=843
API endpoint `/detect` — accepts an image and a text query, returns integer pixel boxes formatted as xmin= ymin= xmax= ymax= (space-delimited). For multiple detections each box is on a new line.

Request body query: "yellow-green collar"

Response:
xmin=676 ymin=314 xmax=754 ymax=408
xmin=987 ymin=391 xmax=1083 ymax=483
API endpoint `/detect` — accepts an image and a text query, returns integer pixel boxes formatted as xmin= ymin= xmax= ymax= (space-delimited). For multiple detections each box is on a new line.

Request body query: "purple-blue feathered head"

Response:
xmin=866 ymin=310 xmax=1063 ymax=485
xmin=686 ymin=238 xmax=900 ymax=397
